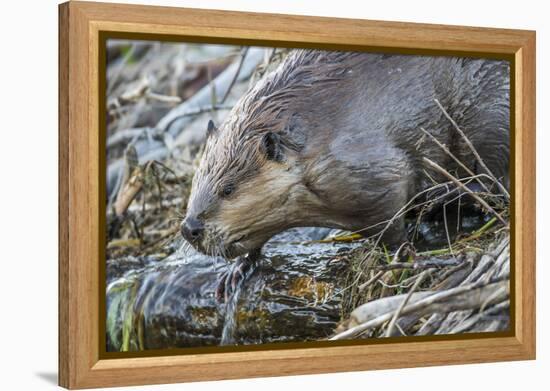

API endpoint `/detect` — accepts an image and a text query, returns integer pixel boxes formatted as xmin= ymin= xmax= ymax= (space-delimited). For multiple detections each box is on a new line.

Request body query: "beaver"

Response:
xmin=181 ymin=49 xmax=510 ymax=299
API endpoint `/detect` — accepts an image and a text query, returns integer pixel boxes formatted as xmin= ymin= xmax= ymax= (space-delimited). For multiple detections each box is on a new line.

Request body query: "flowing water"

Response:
xmin=220 ymin=276 xmax=244 ymax=346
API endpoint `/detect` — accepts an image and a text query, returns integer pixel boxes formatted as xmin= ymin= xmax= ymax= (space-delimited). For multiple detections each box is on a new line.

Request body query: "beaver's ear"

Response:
xmin=262 ymin=132 xmax=283 ymax=162
xmin=206 ymin=120 xmax=217 ymax=137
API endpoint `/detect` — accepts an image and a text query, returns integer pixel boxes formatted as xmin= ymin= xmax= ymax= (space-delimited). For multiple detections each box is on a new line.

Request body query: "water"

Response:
xmin=220 ymin=276 xmax=245 ymax=345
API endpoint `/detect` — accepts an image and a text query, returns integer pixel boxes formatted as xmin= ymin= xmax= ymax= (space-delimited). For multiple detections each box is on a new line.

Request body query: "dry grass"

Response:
xmin=333 ymin=100 xmax=510 ymax=339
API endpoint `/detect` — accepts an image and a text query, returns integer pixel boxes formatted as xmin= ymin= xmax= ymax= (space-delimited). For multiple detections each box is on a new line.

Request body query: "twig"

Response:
xmin=385 ymin=271 xmax=428 ymax=337
xmin=459 ymin=217 xmax=498 ymax=243
xmin=372 ymin=258 xmax=462 ymax=271
xmin=423 ymin=157 xmax=507 ymax=225
xmin=295 ymin=233 xmax=363 ymax=245
xmin=107 ymin=127 xmax=152 ymax=149
xmin=356 ymin=243 xmax=412 ymax=294
xmin=442 ymin=203 xmax=455 ymax=257
xmin=143 ymin=105 xmax=234 ymax=141
xmin=331 ymin=277 xmax=508 ymax=340
xmin=433 ymin=99 xmax=509 ymax=198
xmin=415 ymin=218 xmax=500 ymax=258
xmin=106 ymin=105 xmax=234 ymax=150
xmin=114 ymin=169 xmax=144 ymax=217
xmin=376 ymin=278 xmax=415 ymax=290
xmin=357 ymin=271 xmax=384 ymax=292
xmin=420 ymin=127 xmax=492 ymax=194
xmin=450 ymin=301 xmax=510 ymax=334
xmin=145 ymin=91 xmax=182 ymax=104
xmin=221 ymin=47 xmax=248 ymax=104
xmin=107 ymin=42 xmax=139 ymax=95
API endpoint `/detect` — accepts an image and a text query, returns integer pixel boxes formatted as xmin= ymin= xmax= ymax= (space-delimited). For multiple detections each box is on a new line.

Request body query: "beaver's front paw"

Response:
xmin=215 ymin=250 xmax=261 ymax=303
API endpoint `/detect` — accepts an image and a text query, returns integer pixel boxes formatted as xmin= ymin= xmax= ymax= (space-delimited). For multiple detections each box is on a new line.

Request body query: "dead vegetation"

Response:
xmin=333 ymin=101 xmax=510 ymax=339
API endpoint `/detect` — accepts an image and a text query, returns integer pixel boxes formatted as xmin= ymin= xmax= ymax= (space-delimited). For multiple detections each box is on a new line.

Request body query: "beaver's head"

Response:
xmin=181 ymin=106 xmax=306 ymax=259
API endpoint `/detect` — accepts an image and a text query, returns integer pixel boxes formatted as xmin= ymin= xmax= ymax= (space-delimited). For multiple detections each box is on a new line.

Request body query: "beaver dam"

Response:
xmin=105 ymin=41 xmax=510 ymax=351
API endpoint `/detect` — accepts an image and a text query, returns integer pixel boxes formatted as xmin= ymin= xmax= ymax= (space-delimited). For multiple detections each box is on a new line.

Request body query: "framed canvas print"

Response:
xmin=58 ymin=1 xmax=536 ymax=389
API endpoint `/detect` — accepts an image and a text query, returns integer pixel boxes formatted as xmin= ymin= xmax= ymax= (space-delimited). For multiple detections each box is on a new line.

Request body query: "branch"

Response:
xmin=385 ymin=271 xmax=428 ymax=337
xmin=331 ymin=278 xmax=508 ymax=340
xmin=433 ymin=99 xmax=509 ymax=198
xmin=220 ymin=47 xmax=248 ymax=104
xmin=423 ymin=157 xmax=507 ymax=225
xmin=372 ymin=258 xmax=463 ymax=271
xmin=419 ymin=127 xmax=491 ymax=194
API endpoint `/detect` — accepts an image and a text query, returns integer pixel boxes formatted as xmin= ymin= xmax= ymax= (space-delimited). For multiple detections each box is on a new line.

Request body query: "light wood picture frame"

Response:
xmin=59 ymin=1 xmax=536 ymax=389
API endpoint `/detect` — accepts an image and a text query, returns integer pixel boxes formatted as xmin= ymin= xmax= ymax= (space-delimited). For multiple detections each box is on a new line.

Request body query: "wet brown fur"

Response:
xmin=185 ymin=49 xmax=510 ymax=258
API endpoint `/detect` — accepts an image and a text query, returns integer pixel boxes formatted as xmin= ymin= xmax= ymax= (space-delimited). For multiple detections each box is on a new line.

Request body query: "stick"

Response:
xmin=442 ymin=203 xmax=454 ymax=257
xmin=433 ymin=99 xmax=509 ymax=198
xmin=221 ymin=47 xmax=248 ymax=104
xmin=145 ymin=91 xmax=182 ymax=104
xmin=153 ymin=104 xmax=234 ymax=135
xmin=419 ymin=127 xmax=492 ymax=194
xmin=357 ymin=271 xmax=384 ymax=292
xmin=372 ymin=258 xmax=462 ymax=271
xmin=385 ymin=271 xmax=428 ymax=337
xmin=107 ymin=42 xmax=140 ymax=95
xmin=423 ymin=157 xmax=507 ymax=225
xmin=331 ymin=278 xmax=508 ymax=340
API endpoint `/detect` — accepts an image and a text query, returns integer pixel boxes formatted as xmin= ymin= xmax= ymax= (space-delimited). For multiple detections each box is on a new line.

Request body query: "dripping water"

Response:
xmin=220 ymin=282 xmax=243 ymax=345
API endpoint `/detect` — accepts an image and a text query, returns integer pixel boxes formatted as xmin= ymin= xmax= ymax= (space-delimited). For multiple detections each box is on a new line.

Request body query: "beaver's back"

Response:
xmin=280 ymin=51 xmax=510 ymax=197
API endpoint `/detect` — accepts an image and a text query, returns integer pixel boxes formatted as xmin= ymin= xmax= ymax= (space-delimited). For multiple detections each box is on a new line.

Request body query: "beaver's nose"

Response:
xmin=181 ymin=217 xmax=204 ymax=243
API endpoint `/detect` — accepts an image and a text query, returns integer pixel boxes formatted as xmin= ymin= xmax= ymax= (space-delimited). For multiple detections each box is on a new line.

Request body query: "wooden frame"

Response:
xmin=59 ymin=1 xmax=536 ymax=389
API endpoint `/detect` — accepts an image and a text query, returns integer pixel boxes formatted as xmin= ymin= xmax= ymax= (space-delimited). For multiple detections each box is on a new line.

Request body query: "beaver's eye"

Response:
xmin=221 ymin=184 xmax=235 ymax=197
